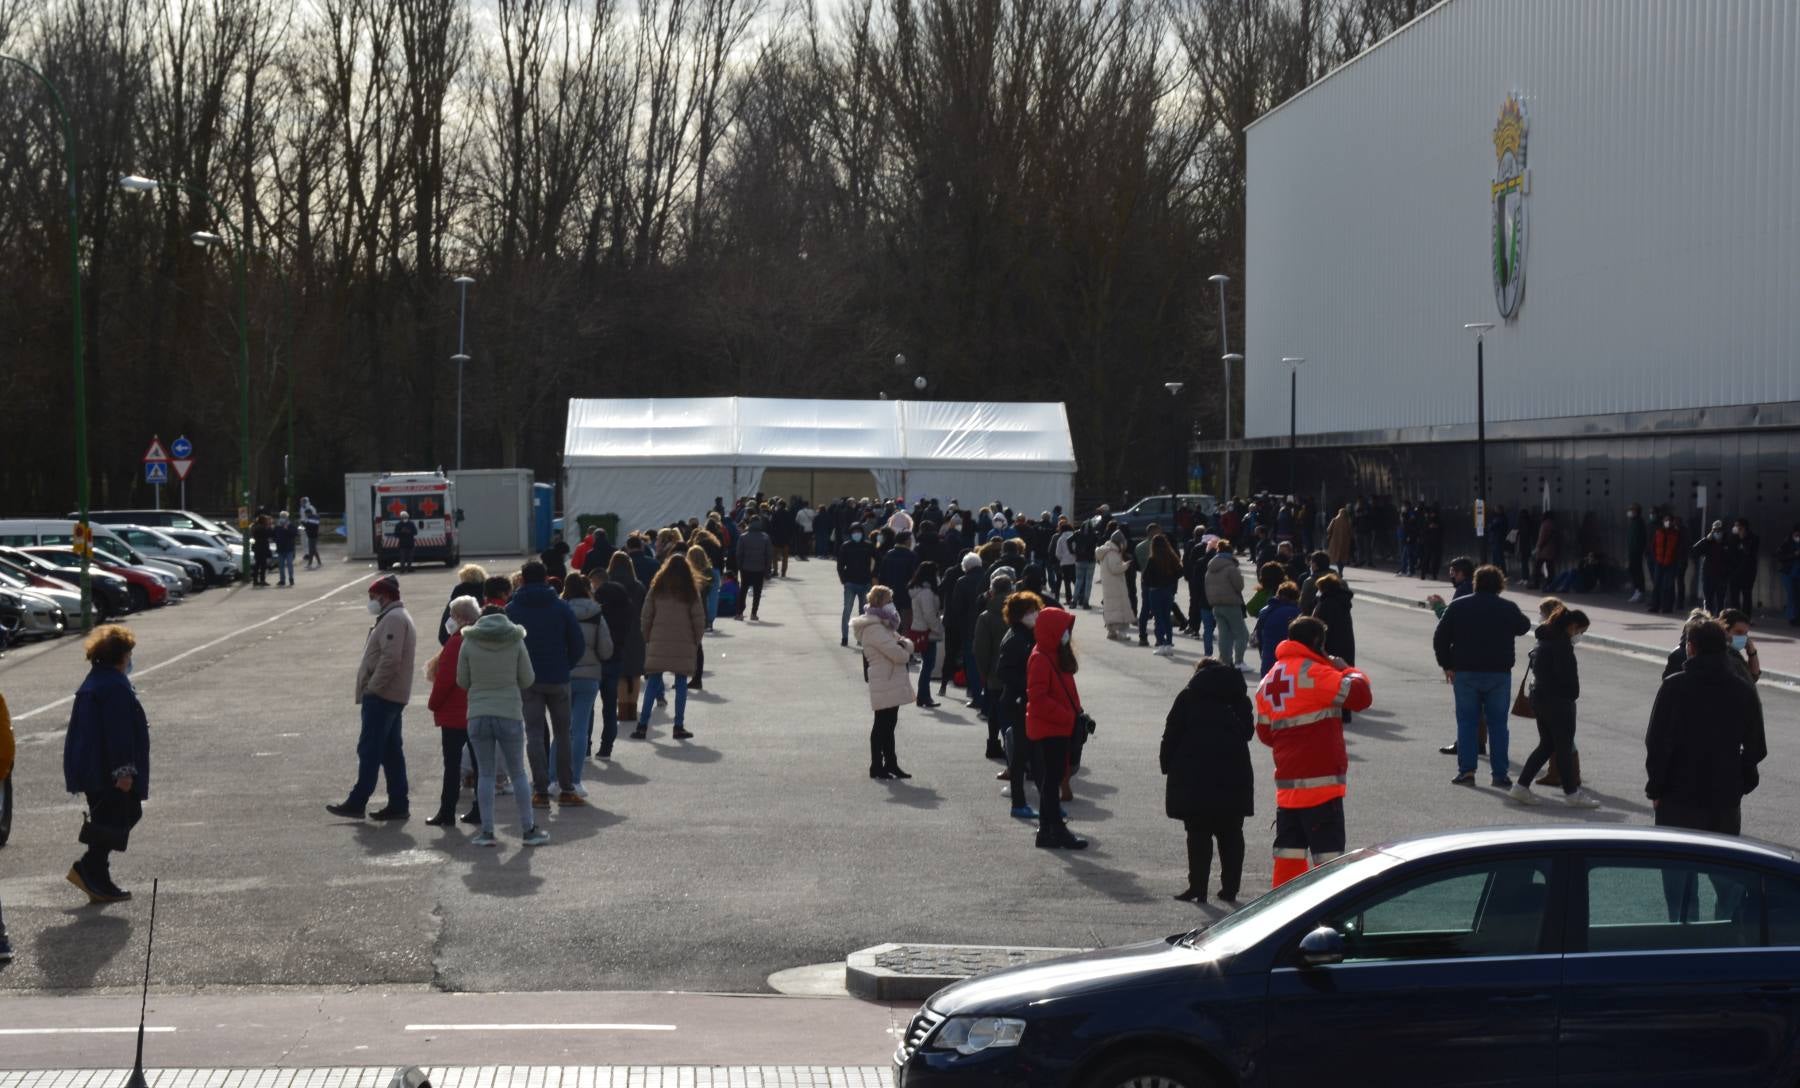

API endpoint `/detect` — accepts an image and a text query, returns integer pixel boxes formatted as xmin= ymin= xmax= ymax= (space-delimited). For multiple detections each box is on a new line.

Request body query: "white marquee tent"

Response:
xmin=563 ymin=397 xmax=1077 ymax=530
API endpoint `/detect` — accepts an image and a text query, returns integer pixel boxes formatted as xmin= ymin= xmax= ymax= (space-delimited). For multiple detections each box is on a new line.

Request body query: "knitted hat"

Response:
xmin=369 ymin=574 xmax=401 ymax=599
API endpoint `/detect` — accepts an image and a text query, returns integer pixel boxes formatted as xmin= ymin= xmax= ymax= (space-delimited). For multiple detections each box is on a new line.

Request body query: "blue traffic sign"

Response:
xmin=145 ymin=461 xmax=170 ymax=484
xmin=171 ymin=435 xmax=193 ymax=458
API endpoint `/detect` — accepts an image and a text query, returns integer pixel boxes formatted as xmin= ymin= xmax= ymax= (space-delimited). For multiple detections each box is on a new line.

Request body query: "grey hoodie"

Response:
xmin=567 ymin=597 xmax=608 ymax=681
xmin=455 ymin=613 xmax=536 ymax=720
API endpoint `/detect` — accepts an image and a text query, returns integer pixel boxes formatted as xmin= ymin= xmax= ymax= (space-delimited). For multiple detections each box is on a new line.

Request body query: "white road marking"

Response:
xmin=403 ymin=1024 xmax=678 ymax=1032
xmin=13 ymin=575 xmax=370 ymax=722
xmin=0 ymin=1027 xmax=177 ymax=1035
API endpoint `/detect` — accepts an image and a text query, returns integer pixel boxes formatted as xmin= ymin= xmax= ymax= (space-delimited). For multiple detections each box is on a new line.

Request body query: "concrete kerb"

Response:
xmin=844 ymin=943 xmax=1081 ymax=1002
xmin=1344 ymin=579 xmax=1800 ymax=688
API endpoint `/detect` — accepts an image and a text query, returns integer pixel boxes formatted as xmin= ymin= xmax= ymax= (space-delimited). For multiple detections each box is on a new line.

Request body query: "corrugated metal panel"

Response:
xmin=1244 ymin=0 xmax=1800 ymax=438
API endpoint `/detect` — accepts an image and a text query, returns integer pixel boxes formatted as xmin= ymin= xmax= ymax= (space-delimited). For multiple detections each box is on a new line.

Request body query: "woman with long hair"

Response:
xmin=635 ymin=553 xmax=705 ymax=740
xmin=686 ymin=544 xmax=714 ymax=686
xmin=1144 ymin=535 xmax=1184 ymax=655
xmin=561 ymin=573 xmax=607 ymax=794
xmin=1512 ymin=606 xmax=1601 ymax=808
xmin=852 ymin=585 xmax=914 ymax=779
xmin=608 ymin=550 xmax=648 ymax=726
xmin=908 ymin=561 xmax=945 ymax=708
xmin=693 ymin=530 xmax=723 ymax=631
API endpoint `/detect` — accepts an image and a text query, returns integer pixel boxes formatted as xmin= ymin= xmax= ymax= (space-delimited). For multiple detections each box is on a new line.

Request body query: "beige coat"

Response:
xmin=1097 ymin=541 xmax=1132 ymax=626
xmin=1326 ymin=510 xmax=1354 ymax=564
xmin=356 ymin=602 xmax=417 ymax=704
xmin=641 ymin=591 xmax=705 ymax=677
xmin=853 ymin=612 xmax=915 ymax=711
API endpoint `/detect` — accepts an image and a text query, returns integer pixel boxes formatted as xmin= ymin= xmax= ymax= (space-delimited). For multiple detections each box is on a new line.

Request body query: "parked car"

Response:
xmin=0 ymin=563 xmax=80 ymax=617
xmin=0 ymin=585 xmax=67 ymax=642
xmin=1106 ymin=494 xmax=1219 ymax=539
xmin=84 ymin=508 xmax=238 ymax=537
xmin=895 ymin=825 xmax=1800 ymax=1087
xmin=24 ymin=547 xmax=167 ymax=611
xmin=111 ymin=525 xmax=234 ymax=583
xmin=88 ymin=536 xmax=198 ymax=596
xmin=163 ymin=527 xmax=244 ymax=567
xmin=0 ymin=548 xmax=132 ymax=619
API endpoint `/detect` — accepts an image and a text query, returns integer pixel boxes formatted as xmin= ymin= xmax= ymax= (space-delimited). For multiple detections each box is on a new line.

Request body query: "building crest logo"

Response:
xmin=1490 ymin=93 xmax=1528 ymax=320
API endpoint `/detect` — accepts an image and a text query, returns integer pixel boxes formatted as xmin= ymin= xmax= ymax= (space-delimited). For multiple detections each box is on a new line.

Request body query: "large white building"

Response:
xmin=1233 ymin=0 xmax=1799 ymax=596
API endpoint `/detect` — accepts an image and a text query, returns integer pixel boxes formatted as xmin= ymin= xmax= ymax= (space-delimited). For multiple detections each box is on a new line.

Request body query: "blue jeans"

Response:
xmin=1147 ymin=585 xmax=1175 ymax=646
xmin=346 ymin=694 xmax=408 ymax=812
xmin=1214 ymin=606 xmax=1248 ymax=666
xmin=1784 ymin=567 xmax=1800 ymax=624
xmin=917 ymin=638 xmax=938 ymax=703
xmin=841 ymin=582 xmax=869 ymax=641
xmin=598 ymin=661 xmax=622 ymax=753
xmin=566 ymin=677 xmax=601 ymax=784
xmin=1199 ymin=607 xmax=1216 ymax=656
xmin=1074 ymin=562 xmax=1095 ymax=607
xmin=468 ymin=715 xmax=534 ymax=836
xmin=277 ymin=552 xmax=295 ymax=583
xmin=815 ymin=524 xmax=832 ymax=557
xmin=704 ymin=579 xmax=720 ymax=628
xmin=1453 ymin=670 xmax=1513 ymax=779
xmin=640 ymin=673 xmax=689 ymax=727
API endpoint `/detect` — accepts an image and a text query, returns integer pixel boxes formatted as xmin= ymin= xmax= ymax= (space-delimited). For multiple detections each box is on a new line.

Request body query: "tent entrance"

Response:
xmin=760 ymin=468 xmax=882 ymax=507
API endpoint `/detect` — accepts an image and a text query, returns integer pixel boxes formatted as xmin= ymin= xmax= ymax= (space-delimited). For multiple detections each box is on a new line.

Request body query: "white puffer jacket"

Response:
xmin=852 ymin=612 xmax=915 ymax=712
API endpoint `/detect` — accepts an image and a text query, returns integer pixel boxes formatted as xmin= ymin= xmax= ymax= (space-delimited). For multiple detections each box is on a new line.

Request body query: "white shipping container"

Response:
xmin=1244 ymin=0 xmax=1800 ymax=439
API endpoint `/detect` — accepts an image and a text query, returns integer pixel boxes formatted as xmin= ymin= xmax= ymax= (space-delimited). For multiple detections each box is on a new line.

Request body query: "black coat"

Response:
xmin=945 ymin=568 xmax=986 ymax=645
xmin=1645 ymin=652 xmax=1765 ymax=808
xmin=1432 ymin=591 xmax=1531 ymax=672
xmin=1160 ymin=661 xmax=1254 ymax=820
xmin=994 ymin=624 xmax=1034 ymax=711
xmin=1312 ymin=584 xmax=1356 ymax=664
xmin=1529 ymin=625 xmax=1580 ymax=701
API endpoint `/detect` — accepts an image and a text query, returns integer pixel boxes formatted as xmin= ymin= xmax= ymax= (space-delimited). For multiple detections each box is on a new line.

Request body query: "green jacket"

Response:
xmin=972 ymin=591 xmax=1010 ymax=682
xmin=455 ymin=613 xmax=536 ymax=720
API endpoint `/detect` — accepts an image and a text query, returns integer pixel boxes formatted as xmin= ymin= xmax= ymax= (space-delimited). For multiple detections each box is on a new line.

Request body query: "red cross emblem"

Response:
xmin=1262 ymin=666 xmax=1293 ymax=711
xmin=418 ymin=498 xmax=440 ymax=517
xmin=386 ymin=499 xmax=407 ymax=517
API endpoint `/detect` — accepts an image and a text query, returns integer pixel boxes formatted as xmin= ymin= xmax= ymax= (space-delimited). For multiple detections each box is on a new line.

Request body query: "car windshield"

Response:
xmin=1178 ymin=848 xmax=1399 ymax=956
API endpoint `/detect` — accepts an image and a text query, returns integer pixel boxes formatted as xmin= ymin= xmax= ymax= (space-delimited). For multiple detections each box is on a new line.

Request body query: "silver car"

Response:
xmin=0 ymin=585 xmax=67 ymax=642
xmin=113 ymin=525 xmax=235 ymax=583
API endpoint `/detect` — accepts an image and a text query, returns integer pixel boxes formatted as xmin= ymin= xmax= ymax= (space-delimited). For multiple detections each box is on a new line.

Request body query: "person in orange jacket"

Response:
xmin=1025 ymin=606 xmax=1089 ymax=851
xmin=1254 ymin=616 xmax=1373 ymax=887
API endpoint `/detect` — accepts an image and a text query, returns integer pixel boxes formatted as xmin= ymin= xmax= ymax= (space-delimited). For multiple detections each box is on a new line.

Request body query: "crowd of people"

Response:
xmin=0 ymin=490 xmax=1765 ymax=944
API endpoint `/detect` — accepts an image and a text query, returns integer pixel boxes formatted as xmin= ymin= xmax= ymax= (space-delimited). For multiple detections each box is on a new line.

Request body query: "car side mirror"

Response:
xmin=1298 ymin=925 xmax=1345 ymax=968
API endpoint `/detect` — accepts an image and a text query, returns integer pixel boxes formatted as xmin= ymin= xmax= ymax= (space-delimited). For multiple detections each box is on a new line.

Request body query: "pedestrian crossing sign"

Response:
xmin=145 ymin=461 xmax=170 ymax=484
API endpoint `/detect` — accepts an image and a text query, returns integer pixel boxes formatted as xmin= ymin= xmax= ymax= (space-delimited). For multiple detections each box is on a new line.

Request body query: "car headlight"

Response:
xmin=930 ymin=1016 xmax=1026 ymax=1055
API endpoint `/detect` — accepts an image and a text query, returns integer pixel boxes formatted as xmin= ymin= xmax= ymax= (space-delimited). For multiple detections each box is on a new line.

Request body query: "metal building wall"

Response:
xmin=1243 ymin=0 xmax=1800 ymax=439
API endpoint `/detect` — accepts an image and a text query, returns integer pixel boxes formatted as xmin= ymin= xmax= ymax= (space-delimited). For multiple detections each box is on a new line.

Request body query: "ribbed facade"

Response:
xmin=1244 ymin=0 xmax=1800 ymax=439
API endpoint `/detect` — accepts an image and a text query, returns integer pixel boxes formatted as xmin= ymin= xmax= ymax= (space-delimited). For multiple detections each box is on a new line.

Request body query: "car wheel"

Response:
xmin=128 ymin=584 xmax=150 ymax=612
xmin=1082 ymin=1051 xmax=1216 ymax=1088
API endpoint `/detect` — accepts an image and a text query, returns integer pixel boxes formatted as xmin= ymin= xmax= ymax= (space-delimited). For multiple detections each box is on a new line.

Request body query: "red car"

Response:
xmin=25 ymin=547 xmax=168 ymax=611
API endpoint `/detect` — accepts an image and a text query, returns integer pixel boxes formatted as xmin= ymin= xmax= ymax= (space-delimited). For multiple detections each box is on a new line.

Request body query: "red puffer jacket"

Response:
xmin=427 ymin=632 xmax=469 ymax=729
xmin=1025 ymin=608 xmax=1081 ymax=741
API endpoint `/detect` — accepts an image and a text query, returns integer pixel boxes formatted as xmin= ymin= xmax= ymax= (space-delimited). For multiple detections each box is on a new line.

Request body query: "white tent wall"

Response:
xmin=562 ymin=397 xmax=1076 ymax=523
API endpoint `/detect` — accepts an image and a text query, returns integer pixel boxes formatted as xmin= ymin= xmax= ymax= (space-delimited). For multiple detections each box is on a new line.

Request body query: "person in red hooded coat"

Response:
xmin=1025 ymin=606 xmax=1089 ymax=851
xmin=1254 ymin=615 xmax=1372 ymax=887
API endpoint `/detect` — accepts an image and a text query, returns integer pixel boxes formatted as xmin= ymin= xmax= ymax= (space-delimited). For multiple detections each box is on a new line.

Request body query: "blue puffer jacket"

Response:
xmin=504 ymin=582 xmax=586 ymax=685
xmin=64 ymin=665 xmax=150 ymax=799
xmin=1255 ymin=598 xmax=1301 ymax=676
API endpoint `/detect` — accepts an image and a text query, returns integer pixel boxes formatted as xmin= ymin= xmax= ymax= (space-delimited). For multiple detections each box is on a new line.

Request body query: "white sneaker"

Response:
xmin=1508 ymin=784 xmax=1540 ymax=806
xmin=572 ymin=782 xmax=589 ymax=798
xmin=1628 ymin=590 xmax=1643 ymax=603
xmin=494 ymin=777 xmax=513 ymax=796
xmin=1561 ymin=789 xmax=1602 ymax=809
xmin=1000 ymin=784 xmax=1012 ymax=797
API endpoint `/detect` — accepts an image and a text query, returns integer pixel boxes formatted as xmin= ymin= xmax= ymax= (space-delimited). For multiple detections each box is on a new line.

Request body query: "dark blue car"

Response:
xmin=896 ymin=826 xmax=1800 ymax=1087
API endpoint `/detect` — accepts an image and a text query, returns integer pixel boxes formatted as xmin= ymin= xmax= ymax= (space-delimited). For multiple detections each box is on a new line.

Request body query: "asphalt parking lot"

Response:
xmin=1 ymin=542 xmax=1795 ymax=1000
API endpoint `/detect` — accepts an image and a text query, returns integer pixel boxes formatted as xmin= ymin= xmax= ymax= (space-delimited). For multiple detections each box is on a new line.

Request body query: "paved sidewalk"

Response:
xmin=1261 ymin=559 xmax=1800 ymax=685
xmin=0 ymin=1071 xmax=891 ymax=1088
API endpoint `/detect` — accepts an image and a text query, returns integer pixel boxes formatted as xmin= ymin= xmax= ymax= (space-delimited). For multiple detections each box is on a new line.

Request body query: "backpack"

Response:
xmin=582 ymin=610 xmax=615 ymax=663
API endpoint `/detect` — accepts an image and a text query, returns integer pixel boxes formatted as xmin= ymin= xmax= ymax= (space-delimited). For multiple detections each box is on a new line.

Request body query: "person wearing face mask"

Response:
xmin=1689 ymin=519 xmax=1735 ymax=615
xmin=1650 ymin=512 xmax=1683 ymax=614
xmin=1510 ymin=606 xmax=1601 ymax=809
xmin=1779 ymin=523 xmax=1800 ymax=627
xmin=995 ymin=591 xmax=1044 ymax=819
xmin=329 ymin=575 xmax=417 ymax=821
xmin=1624 ymin=504 xmax=1648 ymax=604
xmin=424 ymin=596 xmax=481 ymax=826
xmin=853 ymin=585 xmax=914 ymax=780
xmin=837 ymin=524 xmax=875 ymax=647
xmin=1719 ymin=608 xmax=1761 ymax=686
xmin=62 ymin=625 xmax=150 ymax=904
xmin=273 ymin=511 xmax=299 ymax=587
xmin=1026 ymin=606 xmax=1088 ymax=849
xmin=1646 ymin=616 xmax=1765 ymax=837
xmin=1728 ymin=519 xmax=1759 ymax=613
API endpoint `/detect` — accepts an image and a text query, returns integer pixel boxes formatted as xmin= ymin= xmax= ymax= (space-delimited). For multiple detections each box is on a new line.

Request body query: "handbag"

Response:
xmin=1510 ymin=654 xmax=1536 ymax=719
xmin=79 ymin=811 xmax=131 ymax=853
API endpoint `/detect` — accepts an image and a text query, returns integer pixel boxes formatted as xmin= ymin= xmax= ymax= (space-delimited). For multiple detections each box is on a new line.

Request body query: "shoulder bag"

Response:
xmin=1510 ymin=651 xmax=1536 ymax=719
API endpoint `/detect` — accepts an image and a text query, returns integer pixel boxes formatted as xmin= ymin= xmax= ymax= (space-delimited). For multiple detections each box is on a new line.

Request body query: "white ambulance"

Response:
xmin=370 ymin=471 xmax=462 ymax=569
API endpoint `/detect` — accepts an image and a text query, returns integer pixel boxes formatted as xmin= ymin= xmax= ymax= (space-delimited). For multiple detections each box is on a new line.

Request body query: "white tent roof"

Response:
xmin=562 ymin=397 xmax=1076 ymax=472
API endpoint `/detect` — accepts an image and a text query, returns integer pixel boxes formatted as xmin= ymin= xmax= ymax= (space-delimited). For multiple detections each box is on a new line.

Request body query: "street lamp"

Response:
xmin=5 ymin=55 xmax=94 ymax=629
xmin=1221 ymin=352 xmax=1244 ymax=500
xmin=1463 ymin=322 xmax=1497 ymax=538
xmin=452 ymin=275 xmax=476 ymax=470
xmin=121 ymin=173 xmax=253 ymax=578
xmin=1165 ymin=382 xmax=1187 ymax=495
xmin=1281 ymin=356 xmax=1306 ymax=500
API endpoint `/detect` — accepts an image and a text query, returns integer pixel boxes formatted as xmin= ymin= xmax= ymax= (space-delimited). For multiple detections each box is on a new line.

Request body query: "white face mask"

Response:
xmin=1570 ymin=633 xmax=1584 ymax=645
xmin=367 ymin=598 xmax=384 ymax=616
xmin=1021 ymin=612 xmax=1039 ymax=629
xmin=444 ymin=617 xmax=460 ymax=636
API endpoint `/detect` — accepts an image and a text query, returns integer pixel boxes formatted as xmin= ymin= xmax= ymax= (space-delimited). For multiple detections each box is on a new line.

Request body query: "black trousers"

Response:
xmin=437 ymin=729 xmax=475 ymax=817
xmin=1036 ymin=735 xmax=1071 ymax=830
xmin=81 ymin=787 xmax=143 ymax=880
xmin=398 ymin=544 xmax=416 ymax=570
xmin=1656 ymin=801 xmax=1742 ymax=837
xmin=1517 ymin=697 xmax=1578 ymax=792
xmin=741 ymin=571 xmax=766 ymax=615
xmin=870 ymin=706 xmax=899 ymax=770
xmin=1730 ymin=578 xmax=1755 ymax=613
xmin=1005 ymin=723 xmax=1038 ymax=807
xmin=1184 ymin=814 xmax=1246 ymax=896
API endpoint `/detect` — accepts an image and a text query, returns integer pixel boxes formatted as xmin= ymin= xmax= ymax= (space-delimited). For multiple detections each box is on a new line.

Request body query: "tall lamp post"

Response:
xmin=1281 ymin=356 xmax=1306 ymax=500
xmin=120 ymin=174 xmax=253 ymax=578
xmin=3 ymin=54 xmax=94 ymax=629
xmin=1209 ymin=273 xmax=1233 ymax=500
xmin=1463 ymin=322 xmax=1496 ymax=538
xmin=452 ymin=275 xmax=475 ymax=470
xmin=1164 ymin=381 xmax=1185 ymax=494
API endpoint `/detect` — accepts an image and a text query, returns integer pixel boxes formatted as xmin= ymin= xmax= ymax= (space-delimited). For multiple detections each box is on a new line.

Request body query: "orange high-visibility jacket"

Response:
xmin=1254 ymin=639 xmax=1373 ymax=809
